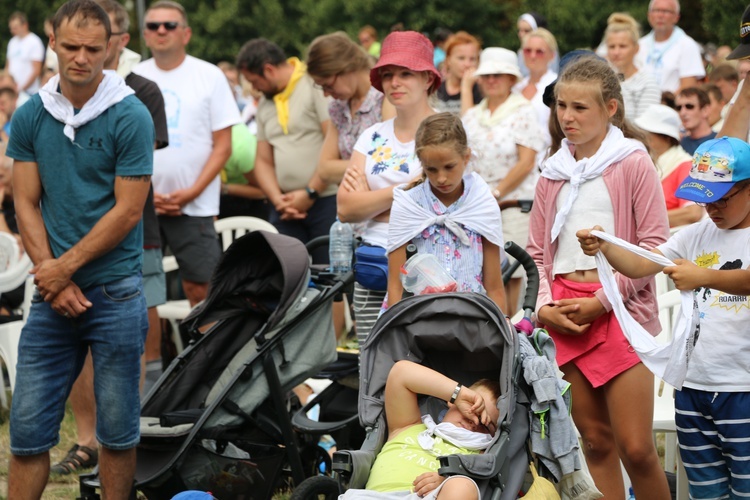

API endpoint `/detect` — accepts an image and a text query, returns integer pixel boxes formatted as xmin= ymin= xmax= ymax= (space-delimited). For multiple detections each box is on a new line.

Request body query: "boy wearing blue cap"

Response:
xmin=577 ymin=136 xmax=750 ymax=500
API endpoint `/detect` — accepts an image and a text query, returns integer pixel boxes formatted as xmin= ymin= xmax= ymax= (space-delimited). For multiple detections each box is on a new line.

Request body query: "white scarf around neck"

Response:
xmin=39 ymin=70 xmax=134 ymax=143
xmin=478 ymin=93 xmax=530 ymax=128
xmin=387 ymin=172 xmax=503 ymax=253
xmin=591 ymin=230 xmax=697 ymax=388
xmin=541 ymin=125 xmax=646 ymax=242
xmin=417 ymin=414 xmax=494 ymax=452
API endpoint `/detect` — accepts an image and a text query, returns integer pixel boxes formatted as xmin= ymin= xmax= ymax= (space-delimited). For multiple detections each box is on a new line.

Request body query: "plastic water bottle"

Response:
xmin=628 ymin=486 xmax=635 ymax=500
xmin=329 ymin=218 xmax=353 ymax=273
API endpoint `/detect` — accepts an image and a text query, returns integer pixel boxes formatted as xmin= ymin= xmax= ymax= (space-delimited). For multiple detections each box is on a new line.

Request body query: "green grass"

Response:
xmin=0 ymin=391 xmax=81 ymax=499
xmin=0 ymin=389 xmax=299 ymax=499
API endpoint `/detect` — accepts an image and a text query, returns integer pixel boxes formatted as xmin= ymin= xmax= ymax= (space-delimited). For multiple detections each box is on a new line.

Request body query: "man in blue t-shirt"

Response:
xmin=5 ymin=1 xmax=154 ymax=498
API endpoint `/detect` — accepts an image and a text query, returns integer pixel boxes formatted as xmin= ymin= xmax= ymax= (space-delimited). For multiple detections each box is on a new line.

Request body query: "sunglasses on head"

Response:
xmin=675 ymin=103 xmax=697 ymax=111
xmin=145 ymin=21 xmax=180 ymax=31
xmin=523 ymin=48 xmax=546 ymax=57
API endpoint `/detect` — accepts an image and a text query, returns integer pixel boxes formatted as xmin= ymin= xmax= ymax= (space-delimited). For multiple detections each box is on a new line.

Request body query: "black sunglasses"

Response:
xmin=145 ymin=21 xmax=181 ymax=31
xmin=675 ymin=103 xmax=697 ymax=111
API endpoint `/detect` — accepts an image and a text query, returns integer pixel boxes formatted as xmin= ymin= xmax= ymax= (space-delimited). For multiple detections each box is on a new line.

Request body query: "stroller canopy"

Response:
xmin=183 ymin=230 xmax=311 ymax=331
xmin=358 ymin=292 xmax=517 ymax=430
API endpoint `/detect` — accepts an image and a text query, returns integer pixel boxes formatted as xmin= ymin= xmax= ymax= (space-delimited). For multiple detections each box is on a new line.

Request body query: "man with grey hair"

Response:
xmin=134 ymin=0 xmax=239 ymax=306
xmin=637 ymin=0 xmax=705 ymax=93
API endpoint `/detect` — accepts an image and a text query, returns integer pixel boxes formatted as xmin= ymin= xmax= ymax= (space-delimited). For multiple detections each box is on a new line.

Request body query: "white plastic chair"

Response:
xmin=653 ymin=288 xmax=689 ymax=500
xmin=157 ymin=217 xmax=278 ymax=352
xmin=0 ymin=275 xmax=35 ymax=408
xmin=214 ymin=216 xmax=277 ymax=251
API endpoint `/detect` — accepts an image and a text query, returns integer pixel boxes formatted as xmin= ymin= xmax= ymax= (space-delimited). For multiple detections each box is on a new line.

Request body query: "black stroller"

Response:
xmin=291 ymin=242 xmax=579 ymax=499
xmin=80 ymin=231 xmax=358 ymax=499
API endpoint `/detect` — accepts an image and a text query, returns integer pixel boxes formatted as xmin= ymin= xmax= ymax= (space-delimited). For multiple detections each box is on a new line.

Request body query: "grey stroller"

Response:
xmin=292 ymin=242 xmax=576 ymax=500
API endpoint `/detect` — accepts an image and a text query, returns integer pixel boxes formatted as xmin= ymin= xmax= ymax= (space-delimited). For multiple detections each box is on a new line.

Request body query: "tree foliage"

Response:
xmin=0 ymin=0 xmax=745 ymax=66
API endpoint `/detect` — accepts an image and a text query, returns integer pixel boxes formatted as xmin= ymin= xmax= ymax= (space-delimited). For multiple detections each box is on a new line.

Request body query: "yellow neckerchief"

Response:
xmin=273 ymin=57 xmax=306 ymax=135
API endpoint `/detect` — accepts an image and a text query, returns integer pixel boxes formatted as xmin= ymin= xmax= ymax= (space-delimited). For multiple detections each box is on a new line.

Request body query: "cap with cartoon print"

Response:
xmin=675 ymin=136 xmax=750 ymax=203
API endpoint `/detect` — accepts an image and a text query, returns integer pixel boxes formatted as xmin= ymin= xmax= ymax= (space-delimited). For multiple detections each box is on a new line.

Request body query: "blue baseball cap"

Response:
xmin=675 ymin=136 xmax=750 ymax=203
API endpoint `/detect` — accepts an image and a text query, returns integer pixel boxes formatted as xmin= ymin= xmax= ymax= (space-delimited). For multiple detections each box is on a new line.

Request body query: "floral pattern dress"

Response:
xmin=409 ymin=178 xmax=486 ymax=293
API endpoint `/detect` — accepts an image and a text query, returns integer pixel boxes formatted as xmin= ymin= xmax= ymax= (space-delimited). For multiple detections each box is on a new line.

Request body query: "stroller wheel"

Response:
xmin=290 ymin=475 xmax=340 ymax=500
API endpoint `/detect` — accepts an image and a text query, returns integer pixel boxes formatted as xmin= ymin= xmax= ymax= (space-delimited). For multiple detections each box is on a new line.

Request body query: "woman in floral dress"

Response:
xmin=463 ymin=48 xmax=545 ymax=314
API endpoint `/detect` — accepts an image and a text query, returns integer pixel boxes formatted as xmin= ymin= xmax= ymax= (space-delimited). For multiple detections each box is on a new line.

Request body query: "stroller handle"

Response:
xmin=504 ymin=241 xmax=539 ymax=317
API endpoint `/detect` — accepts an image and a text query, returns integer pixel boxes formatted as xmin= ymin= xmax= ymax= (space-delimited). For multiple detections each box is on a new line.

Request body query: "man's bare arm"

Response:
xmin=12 ymin=160 xmax=54 ymax=265
xmin=32 ymin=175 xmax=151 ymax=298
xmin=719 ymin=77 xmax=750 ymax=140
xmin=254 ymin=139 xmax=284 ymax=209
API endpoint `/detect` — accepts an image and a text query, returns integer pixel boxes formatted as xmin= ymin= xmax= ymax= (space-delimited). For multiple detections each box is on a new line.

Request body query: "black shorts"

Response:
xmin=158 ymin=215 xmax=220 ymax=283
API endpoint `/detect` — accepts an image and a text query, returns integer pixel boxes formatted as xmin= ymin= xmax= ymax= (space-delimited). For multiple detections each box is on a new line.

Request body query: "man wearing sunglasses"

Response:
xmin=134 ymin=0 xmax=239 ymax=307
xmin=677 ymin=87 xmax=717 ymax=155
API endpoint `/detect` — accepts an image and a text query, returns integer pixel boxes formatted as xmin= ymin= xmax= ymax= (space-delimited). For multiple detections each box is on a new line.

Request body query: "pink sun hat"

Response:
xmin=370 ymin=31 xmax=442 ymax=93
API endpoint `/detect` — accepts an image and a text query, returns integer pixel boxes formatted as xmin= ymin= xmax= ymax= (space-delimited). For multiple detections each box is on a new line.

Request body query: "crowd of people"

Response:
xmin=2 ymin=0 xmax=750 ymax=498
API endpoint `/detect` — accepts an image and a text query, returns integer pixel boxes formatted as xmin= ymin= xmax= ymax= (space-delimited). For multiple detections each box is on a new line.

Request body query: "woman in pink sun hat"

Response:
xmin=337 ymin=31 xmax=439 ymax=343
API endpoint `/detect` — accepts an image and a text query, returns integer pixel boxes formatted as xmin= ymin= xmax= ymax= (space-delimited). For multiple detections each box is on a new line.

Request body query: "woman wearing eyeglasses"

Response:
xmin=306 ymin=32 xmax=395 ymax=186
xmin=514 ymin=28 xmax=558 ymax=167
xmin=605 ymin=13 xmax=661 ymax=120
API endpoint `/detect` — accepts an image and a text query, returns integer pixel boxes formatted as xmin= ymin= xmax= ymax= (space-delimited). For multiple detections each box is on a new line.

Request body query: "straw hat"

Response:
xmin=370 ymin=31 xmax=442 ymax=93
xmin=474 ymin=47 xmax=522 ymax=79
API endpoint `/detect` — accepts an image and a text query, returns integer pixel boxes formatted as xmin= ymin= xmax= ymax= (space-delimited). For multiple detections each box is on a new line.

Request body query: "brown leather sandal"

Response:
xmin=49 ymin=444 xmax=99 ymax=475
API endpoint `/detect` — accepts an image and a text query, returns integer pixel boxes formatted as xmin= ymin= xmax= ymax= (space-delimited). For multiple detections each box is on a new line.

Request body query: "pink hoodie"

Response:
xmin=527 ymin=149 xmax=670 ymax=335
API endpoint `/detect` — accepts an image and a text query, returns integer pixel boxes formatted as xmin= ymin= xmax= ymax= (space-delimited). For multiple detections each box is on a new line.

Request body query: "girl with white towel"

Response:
xmin=526 ymin=56 xmax=671 ymax=499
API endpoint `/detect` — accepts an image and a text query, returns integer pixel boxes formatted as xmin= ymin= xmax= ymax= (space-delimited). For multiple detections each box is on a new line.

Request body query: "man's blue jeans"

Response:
xmin=10 ymin=274 xmax=148 ymax=455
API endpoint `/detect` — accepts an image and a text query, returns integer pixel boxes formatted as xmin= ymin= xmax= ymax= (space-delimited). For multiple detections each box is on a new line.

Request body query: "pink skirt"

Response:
xmin=544 ymin=277 xmax=641 ymax=388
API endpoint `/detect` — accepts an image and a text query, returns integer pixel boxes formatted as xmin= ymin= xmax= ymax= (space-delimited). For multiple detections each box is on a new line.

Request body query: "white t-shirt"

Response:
xmin=637 ymin=31 xmax=705 ymax=93
xmin=353 ymin=118 xmax=422 ymax=247
xmin=134 ymin=56 xmax=240 ymax=216
xmin=552 ymin=176 xmax=615 ymax=276
xmin=6 ymin=33 xmax=45 ymax=95
xmin=658 ymin=220 xmax=750 ymax=391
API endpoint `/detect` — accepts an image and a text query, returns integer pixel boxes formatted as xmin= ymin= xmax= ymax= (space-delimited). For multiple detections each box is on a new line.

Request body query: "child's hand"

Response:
xmin=554 ymin=297 xmax=606 ymax=326
xmin=576 ymin=226 xmax=606 ymax=256
xmin=663 ymin=259 xmax=706 ymax=291
xmin=537 ymin=304 xmax=591 ymax=336
xmin=453 ymin=385 xmax=489 ymax=427
xmin=413 ymin=472 xmax=445 ymax=497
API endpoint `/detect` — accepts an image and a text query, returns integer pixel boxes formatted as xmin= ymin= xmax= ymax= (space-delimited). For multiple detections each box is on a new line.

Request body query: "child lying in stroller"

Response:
xmin=341 ymin=360 xmax=500 ymax=499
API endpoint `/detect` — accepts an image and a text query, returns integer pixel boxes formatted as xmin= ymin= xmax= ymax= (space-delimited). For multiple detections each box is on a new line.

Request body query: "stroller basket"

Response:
xmin=178 ymin=440 xmax=285 ymax=499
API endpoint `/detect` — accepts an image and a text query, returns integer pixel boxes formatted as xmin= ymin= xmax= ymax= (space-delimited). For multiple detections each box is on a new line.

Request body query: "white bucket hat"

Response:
xmin=474 ymin=47 xmax=522 ymax=79
xmin=633 ymin=104 xmax=682 ymax=142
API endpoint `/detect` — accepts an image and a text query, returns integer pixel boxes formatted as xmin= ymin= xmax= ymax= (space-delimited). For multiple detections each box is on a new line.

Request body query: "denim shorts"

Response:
xmin=142 ymin=247 xmax=166 ymax=308
xmin=10 ymin=274 xmax=148 ymax=455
